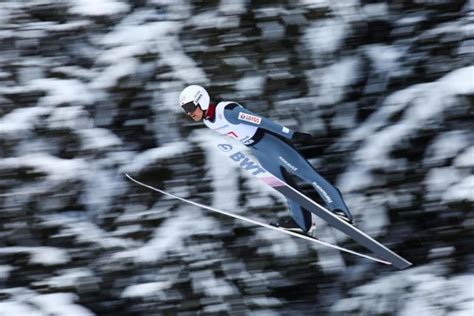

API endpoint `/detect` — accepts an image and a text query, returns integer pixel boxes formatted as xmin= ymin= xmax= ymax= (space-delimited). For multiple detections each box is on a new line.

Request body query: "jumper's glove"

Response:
xmin=292 ymin=131 xmax=313 ymax=144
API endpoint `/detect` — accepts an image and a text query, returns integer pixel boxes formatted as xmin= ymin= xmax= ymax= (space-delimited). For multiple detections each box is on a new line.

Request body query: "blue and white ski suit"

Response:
xmin=204 ymin=101 xmax=352 ymax=232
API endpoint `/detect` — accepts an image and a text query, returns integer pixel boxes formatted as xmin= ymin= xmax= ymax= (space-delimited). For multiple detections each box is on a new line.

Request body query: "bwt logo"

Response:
xmin=218 ymin=144 xmax=266 ymax=176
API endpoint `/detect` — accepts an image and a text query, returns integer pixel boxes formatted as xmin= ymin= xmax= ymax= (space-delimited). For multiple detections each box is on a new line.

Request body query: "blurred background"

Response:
xmin=0 ymin=0 xmax=473 ymax=315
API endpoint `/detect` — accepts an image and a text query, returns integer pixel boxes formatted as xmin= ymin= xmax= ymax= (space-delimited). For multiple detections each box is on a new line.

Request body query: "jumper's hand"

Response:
xmin=292 ymin=131 xmax=313 ymax=144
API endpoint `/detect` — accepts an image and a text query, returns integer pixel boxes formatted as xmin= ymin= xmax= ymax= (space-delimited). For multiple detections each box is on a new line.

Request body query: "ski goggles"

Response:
xmin=181 ymin=101 xmax=198 ymax=114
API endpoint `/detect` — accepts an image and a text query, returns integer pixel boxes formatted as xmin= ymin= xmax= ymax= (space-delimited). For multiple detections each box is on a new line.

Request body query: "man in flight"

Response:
xmin=179 ymin=85 xmax=354 ymax=236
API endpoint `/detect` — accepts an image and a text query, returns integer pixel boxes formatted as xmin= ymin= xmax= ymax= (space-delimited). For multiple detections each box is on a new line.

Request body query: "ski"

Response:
xmin=125 ymin=174 xmax=392 ymax=266
xmin=216 ymin=143 xmax=412 ymax=270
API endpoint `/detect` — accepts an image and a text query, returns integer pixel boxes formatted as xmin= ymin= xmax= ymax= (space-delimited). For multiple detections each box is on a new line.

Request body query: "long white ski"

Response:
xmin=216 ymin=143 xmax=412 ymax=269
xmin=125 ymin=174 xmax=392 ymax=266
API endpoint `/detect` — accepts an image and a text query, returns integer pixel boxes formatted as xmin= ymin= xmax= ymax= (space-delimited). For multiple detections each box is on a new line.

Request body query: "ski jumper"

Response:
xmin=204 ymin=102 xmax=352 ymax=232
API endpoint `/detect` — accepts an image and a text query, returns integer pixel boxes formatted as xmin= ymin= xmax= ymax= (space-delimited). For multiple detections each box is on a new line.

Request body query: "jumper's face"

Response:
xmin=181 ymin=101 xmax=204 ymax=121
xmin=187 ymin=106 xmax=204 ymax=121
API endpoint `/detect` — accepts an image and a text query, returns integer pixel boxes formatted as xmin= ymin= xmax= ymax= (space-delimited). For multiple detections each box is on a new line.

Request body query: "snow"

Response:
xmin=101 ymin=17 xmax=162 ymax=49
xmin=342 ymin=65 xmax=474 ymax=147
xmin=121 ymin=281 xmax=172 ymax=298
xmin=439 ymin=66 xmax=474 ymax=94
xmin=0 ymin=106 xmax=52 ymax=137
xmin=454 ymin=146 xmax=474 ymax=168
xmin=428 ymin=246 xmax=455 ymax=259
xmin=27 ymin=20 xmax=91 ymax=32
xmin=82 ymin=167 xmax=127 ymax=216
xmin=0 ymin=154 xmax=87 ymax=182
xmin=309 ymin=57 xmax=361 ymax=106
xmin=121 ymin=141 xmax=189 ymax=173
xmin=115 ymin=204 xmax=169 ymax=223
xmin=92 ymin=58 xmax=139 ymax=89
xmin=149 ymin=0 xmax=191 ymax=20
xmin=0 ymin=265 xmax=14 ymax=280
xmin=423 ymin=131 xmax=471 ymax=166
xmin=59 ymin=220 xmax=140 ymax=249
xmin=398 ymin=274 xmax=474 ymax=316
xmin=329 ymin=0 xmax=361 ymax=21
xmin=424 ymin=167 xmax=463 ymax=196
xmin=150 ymin=81 xmax=184 ymax=118
xmin=303 ymin=18 xmax=348 ymax=56
xmin=28 ymin=247 xmax=69 ymax=265
xmin=41 ymin=214 xmax=140 ymax=249
xmin=30 ymin=78 xmax=96 ymax=107
xmin=421 ymin=19 xmax=468 ymax=40
xmin=442 ymin=175 xmax=474 ymax=203
xmin=364 ymin=44 xmax=403 ymax=74
xmin=190 ymin=270 xmax=231 ymax=297
xmin=259 ymin=21 xmax=285 ymax=40
xmin=236 ymin=74 xmax=266 ymax=97
xmin=51 ymin=66 xmax=97 ymax=80
xmin=0 ymin=247 xmax=70 ymax=265
xmin=30 ymin=293 xmax=95 ymax=316
xmin=338 ymin=66 xmax=474 ymax=191
xmin=218 ymin=0 xmax=248 ymax=15
xmin=46 ymin=106 xmax=92 ymax=130
xmin=99 ymin=19 xmax=207 ymax=86
xmin=0 ymin=301 xmax=45 ymax=316
xmin=343 ymin=193 xmax=390 ymax=234
xmin=396 ymin=14 xmax=427 ymax=26
xmin=17 ymin=65 xmax=45 ymax=84
xmin=203 ymin=304 xmax=232 ymax=313
xmin=187 ymin=11 xmax=226 ymax=31
xmin=113 ymin=207 xmax=218 ymax=263
xmin=245 ymin=297 xmax=283 ymax=307
xmin=361 ymin=3 xmax=389 ymax=20
xmin=256 ymin=229 xmax=302 ymax=257
xmin=193 ymin=274 xmax=237 ymax=297
xmin=77 ymin=128 xmax=122 ymax=150
xmin=298 ymin=0 xmax=331 ymax=9
xmin=68 ymin=0 xmax=130 ymax=16
xmin=362 ymin=267 xmax=474 ymax=314
xmin=37 ymin=268 xmax=95 ymax=289
xmin=334 ymin=167 xmax=378 ymax=194
xmin=330 ymin=264 xmax=463 ymax=315
xmin=399 ymin=299 xmax=443 ymax=316
xmin=457 ymin=39 xmax=474 ymax=56
xmin=158 ymin=33 xmax=209 ymax=84
xmin=296 ymin=218 xmax=346 ymax=273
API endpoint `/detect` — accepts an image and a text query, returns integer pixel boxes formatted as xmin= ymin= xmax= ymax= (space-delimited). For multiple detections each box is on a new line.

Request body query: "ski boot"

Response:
xmin=332 ymin=209 xmax=356 ymax=226
xmin=270 ymin=217 xmax=317 ymax=238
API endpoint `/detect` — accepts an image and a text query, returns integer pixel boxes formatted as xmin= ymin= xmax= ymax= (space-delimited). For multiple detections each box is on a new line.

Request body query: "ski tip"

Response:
xmin=398 ymin=261 xmax=413 ymax=270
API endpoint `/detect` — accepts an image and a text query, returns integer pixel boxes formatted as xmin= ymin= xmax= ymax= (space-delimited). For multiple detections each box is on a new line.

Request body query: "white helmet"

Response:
xmin=179 ymin=85 xmax=210 ymax=113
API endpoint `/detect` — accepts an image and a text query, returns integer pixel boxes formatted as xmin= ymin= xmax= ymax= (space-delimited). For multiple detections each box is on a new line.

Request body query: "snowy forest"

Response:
xmin=0 ymin=0 xmax=473 ymax=315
